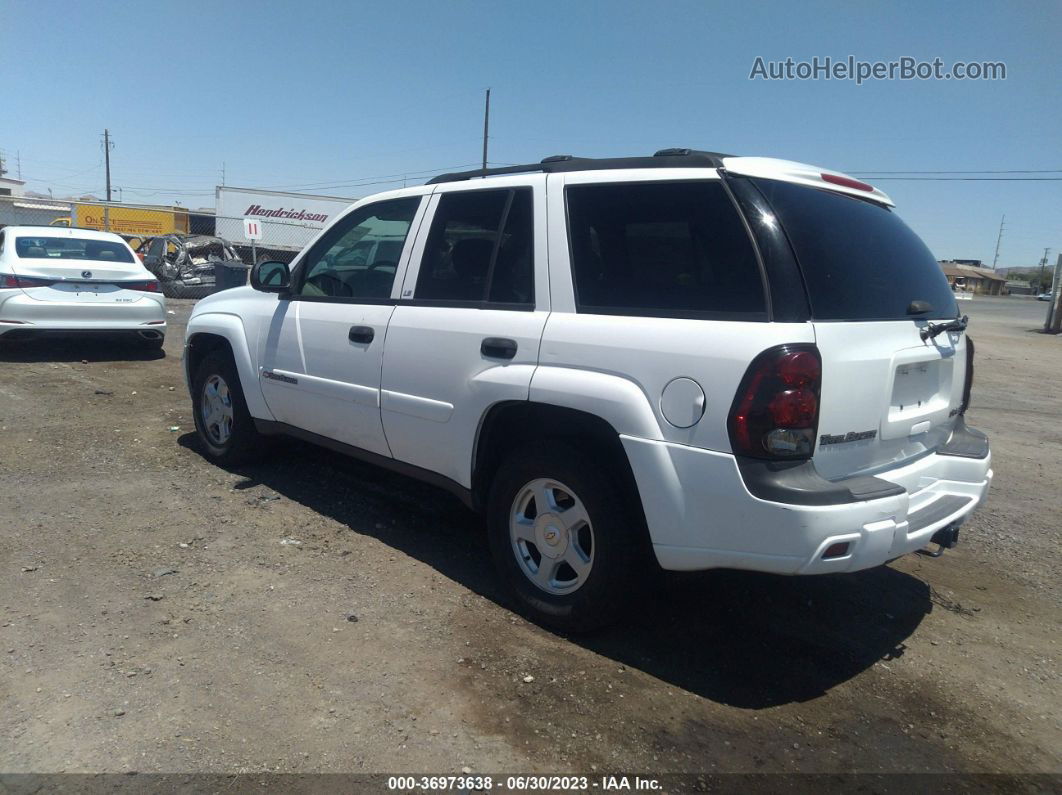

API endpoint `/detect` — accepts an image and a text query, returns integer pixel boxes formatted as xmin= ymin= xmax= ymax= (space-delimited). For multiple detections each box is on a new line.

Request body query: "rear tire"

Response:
xmin=487 ymin=441 xmax=641 ymax=633
xmin=191 ymin=351 xmax=263 ymax=466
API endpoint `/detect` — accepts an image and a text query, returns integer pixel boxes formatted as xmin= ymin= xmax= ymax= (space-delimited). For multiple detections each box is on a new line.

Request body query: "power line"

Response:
xmin=859 ymin=176 xmax=1062 ymax=181
xmin=253 ymin=163 xmax=483 ymax=191
xmin=114 ymin=162 xmax=492 ymax=198
xmin=850 ymin=169 xmax=1062 ymax=175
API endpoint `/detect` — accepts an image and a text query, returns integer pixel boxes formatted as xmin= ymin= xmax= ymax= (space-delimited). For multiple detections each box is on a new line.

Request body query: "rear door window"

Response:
xmin=565 ymin=181 xmax=765 ymax=319
xmin=414 ymin=188 xmax=534 ymax=308
xmin=750 ymin=177 xmax=959 ymax=320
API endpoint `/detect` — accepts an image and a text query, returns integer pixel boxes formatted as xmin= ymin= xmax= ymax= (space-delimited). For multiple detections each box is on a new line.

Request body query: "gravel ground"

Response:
xmin=0 ymin=296 xmax=1058 ymax=778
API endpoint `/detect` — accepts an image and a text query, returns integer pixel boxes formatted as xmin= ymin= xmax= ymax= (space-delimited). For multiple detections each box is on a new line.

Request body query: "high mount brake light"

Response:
xmin=821 ymin=172 xmax=875 ymax=192
xmin=728 ymin=344 xmax=822 ymax=460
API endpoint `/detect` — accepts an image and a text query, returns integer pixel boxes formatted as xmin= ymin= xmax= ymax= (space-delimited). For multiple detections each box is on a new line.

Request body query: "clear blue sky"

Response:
xmin=2 ymin=0 xmax=1059 ymax=269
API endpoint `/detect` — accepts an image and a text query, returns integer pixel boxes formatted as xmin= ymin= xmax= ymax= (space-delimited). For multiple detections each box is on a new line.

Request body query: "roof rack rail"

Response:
xmin=426 ymin=149 xmax=734 ymax=184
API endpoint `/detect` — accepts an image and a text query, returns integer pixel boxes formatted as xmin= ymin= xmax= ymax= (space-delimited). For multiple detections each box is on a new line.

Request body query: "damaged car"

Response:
xmin=139 ymin=234 xmax=245 ymax=298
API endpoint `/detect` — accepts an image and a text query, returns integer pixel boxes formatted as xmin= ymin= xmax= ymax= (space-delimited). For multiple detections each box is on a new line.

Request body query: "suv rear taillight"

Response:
xmin=728 ymin=344 xmax=822 ymax=460
xmin=3 ymin=274 xmax=57 ymax=288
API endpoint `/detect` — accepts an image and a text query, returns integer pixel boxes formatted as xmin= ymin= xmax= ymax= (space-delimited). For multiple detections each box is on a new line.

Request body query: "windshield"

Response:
xmin=15 ymin=236 xmax=135 ymax=264
xmin=751 ymin=178 xmax=958 ymax=321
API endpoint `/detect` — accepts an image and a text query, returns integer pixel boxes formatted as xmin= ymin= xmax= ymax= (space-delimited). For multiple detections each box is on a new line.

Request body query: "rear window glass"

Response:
xmin=751 ymin=178 xmax=958 ymax=321
xmin=565 ymin=181 xmax=765 ymax=318
xmin=15 ymin=236 xmax=134 ymax=263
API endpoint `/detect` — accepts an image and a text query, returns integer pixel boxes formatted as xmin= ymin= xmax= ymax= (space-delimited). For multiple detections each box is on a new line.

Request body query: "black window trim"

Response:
xmin=410 ymin=186 xmax=536 ymax=311
xmin=288 ymin=195 xmax=423 ymax=304
xmin=563 ymin=177 xmax=771 ymax=323
xmin=402 ymin=297 xmax=536 ymax=312
xmin=724 ymin=175 xmax=811 ymax=323
xmin=290 ymin=294 xmax=398 ymax=306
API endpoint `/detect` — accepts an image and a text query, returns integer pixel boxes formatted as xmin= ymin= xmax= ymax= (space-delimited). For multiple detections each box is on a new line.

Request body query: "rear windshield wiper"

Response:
xmin=921 ymin=314 xmax=968 ymax=341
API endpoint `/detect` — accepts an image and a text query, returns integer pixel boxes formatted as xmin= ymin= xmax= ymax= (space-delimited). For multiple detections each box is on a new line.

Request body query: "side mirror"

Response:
xmin=250 ymin=260 xmax=291 ymax=294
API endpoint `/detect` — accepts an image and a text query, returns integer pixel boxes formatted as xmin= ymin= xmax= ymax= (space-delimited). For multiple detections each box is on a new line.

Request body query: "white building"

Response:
xmin=0 ymin=176 xmax=26 ymax=197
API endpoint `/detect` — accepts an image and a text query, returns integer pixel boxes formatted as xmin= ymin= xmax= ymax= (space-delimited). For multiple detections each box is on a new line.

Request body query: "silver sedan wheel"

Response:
xmin=201 ymin=374 xmax=234 ymax=446
xmin=510 ymin=478 xmax=594 ymax=595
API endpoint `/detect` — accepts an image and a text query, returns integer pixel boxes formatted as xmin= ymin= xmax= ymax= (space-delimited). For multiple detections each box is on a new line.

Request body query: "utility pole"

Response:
xmin=220 ymin=162 xmax=226 ymax=186
xmin=991 ymin=214 xmax=1005 ymax=270
xmin=0 ymin=150 xmax=6 ymax=178
xmin=1037 ymin=248 xmax=1050 ymax=292
xmin=1045 ymin=253 xmax=1062 ymax=333
xmin=16 ymin=151 xmax=21 ymax=180
xmin=102 ymin=129 xmax=114 ymax=231
xmin=103 ymin=129 xmax=112 ymax=202
xmin=481 ymin=88 xmax=490 ymax=174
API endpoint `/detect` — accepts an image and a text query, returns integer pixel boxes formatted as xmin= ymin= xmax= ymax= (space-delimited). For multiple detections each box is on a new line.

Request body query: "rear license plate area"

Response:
xmin=890 ymin=361 xmax=941 ymax=419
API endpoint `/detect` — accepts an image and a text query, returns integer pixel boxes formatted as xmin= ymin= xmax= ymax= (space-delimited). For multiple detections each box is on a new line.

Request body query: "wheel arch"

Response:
xmin=184 ymin=313 xmax=271 ymax=419
xmin=471 ymin=401 xmax=650 ymax=536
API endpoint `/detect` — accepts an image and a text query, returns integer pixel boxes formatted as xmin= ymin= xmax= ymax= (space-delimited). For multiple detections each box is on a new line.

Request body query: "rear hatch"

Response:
xmin=12 ymin=234 xmax=155 ymax=303
xmin=746 ymin=175 xmax=967 ymax=480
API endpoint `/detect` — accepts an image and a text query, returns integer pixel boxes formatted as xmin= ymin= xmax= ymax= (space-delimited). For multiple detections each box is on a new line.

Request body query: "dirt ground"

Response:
xmin=0 ymin=296 xmax=1058 ymax=780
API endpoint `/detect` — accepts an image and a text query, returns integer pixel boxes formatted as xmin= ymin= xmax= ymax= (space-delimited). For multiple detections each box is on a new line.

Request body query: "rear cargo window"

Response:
xmin=565 ymin=181 xmax=766 ymax=319
xmin=751 ymin=178 xmax=958 ymax=321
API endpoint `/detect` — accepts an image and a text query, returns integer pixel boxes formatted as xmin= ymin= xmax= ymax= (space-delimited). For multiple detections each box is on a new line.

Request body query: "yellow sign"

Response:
xmin=74 ymin=204 xmax=189 ymax=236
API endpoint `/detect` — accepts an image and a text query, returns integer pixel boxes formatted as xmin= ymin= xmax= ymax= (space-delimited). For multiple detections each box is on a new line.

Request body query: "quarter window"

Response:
xmin=297 ymin=197 xmax=421 ymax=300
xmin=565 ymin=181 xmax=766 ymax=318
xmin=414 ymin=188 xmax=534 ymax=307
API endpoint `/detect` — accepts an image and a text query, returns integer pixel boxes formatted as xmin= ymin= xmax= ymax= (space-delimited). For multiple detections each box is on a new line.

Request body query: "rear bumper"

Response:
xmin=622 ymin=427 xmax=992 ymax=575
xmin=0 ymin=291 xmax=166 ymax=335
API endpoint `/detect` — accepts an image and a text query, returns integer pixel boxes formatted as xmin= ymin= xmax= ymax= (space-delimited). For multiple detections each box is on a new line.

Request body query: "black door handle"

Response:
xmin=348 ymin=325 xmax=375 ymax=344
xmin=481 ymin=337 xmax=517 ymax=359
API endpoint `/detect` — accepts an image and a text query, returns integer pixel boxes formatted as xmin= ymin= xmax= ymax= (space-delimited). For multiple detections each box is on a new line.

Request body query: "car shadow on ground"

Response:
xmin=0 ymin=336 xmax=165 ymax=363
xmin=179 ymin=434 xmax=932 ymax=710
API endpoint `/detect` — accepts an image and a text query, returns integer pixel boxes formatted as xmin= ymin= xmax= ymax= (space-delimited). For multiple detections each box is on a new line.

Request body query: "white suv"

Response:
xmin=184 ymin=150 xmax=992 ymax=631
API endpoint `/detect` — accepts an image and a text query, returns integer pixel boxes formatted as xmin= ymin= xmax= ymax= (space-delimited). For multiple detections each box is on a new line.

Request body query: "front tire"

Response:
xmin=487 ymin=441 xmax=641 ymax=633
xmin=191 ymin=351 xmax=262 ymax=466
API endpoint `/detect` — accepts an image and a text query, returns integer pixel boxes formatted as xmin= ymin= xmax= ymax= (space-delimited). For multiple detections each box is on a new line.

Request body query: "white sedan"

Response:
xmin=0 ymin=226 xmax=167 ymax=347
